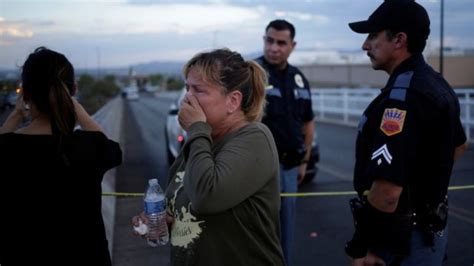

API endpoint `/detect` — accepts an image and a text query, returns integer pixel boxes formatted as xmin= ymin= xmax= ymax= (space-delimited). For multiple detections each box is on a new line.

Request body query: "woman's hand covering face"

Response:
xmin=178 ymin=92 xmax=207 ymax=131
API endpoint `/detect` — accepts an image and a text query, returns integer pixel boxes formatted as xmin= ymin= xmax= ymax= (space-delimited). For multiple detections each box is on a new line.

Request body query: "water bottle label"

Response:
xmin=144 ymin=199 xmax=165 ymax=214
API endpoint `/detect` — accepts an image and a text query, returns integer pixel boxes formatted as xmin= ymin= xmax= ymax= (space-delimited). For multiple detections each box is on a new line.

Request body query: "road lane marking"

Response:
xmin=318 ymin=164 xmax=352 ymax=181
xmin=449 ymin=205 xmax=474 ymax=225
xmin=450 ymin=205 xmax=474 ymax=217
xmin=450 ymin=210 xmax=474 ymax=225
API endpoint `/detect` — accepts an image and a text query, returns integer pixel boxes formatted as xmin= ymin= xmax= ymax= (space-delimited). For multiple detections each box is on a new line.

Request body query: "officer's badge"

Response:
xmin=380 ymin=108 xmax=406 ymax=136
xmin=294 ymin=74 xmax=304 ymax=88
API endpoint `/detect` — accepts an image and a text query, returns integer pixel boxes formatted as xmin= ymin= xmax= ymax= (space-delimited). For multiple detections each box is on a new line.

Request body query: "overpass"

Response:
xmin=86 ymin=89 xmax=473 ymax=264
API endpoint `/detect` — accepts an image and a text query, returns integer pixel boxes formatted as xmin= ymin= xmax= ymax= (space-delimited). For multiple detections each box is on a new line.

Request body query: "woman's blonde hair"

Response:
xmin=183 ymin=48 xmax=267 ymax=122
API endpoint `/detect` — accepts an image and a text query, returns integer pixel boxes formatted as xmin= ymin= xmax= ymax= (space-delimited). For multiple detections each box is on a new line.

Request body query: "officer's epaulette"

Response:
xmin=389 ymin=71 xmax=413 ymax=102
xmin=254 ymin=57 xmax=264 ymax=66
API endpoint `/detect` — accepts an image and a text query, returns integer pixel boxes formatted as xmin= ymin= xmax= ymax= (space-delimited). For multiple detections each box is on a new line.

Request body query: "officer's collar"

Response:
xmin=260 ymin=56 xmax=290 ymax=73
xmin=382 ymin=54 xmax=425 ymax=92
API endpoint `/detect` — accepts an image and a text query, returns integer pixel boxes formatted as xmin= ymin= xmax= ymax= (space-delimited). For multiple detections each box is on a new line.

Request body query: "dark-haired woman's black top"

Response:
xmin=0 ymin=130 xmax=122 ymax=266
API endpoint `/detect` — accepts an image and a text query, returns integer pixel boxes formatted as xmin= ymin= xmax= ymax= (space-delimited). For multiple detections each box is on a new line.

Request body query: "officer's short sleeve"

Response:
xmin=453 ymin=103 xmax=467 ymax=147
xmin=303 ymin=89 xmax=314 ymax=122
xmin=302 ymin=75 xmax=314 ymax=122
xmin=366 ymin=72 xmax=417 ymax=187
xmin=367 ymin=96 xmax=413 ymax=186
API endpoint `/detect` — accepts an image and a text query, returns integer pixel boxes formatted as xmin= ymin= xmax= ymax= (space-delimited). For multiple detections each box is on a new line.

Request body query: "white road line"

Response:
xmin=450 ymin=210 xmax=474 ymax=225
xmin=318 ymin=164 xmax=352 ymax=181
xmin=450 ymin=205 xmax=474 ymax=225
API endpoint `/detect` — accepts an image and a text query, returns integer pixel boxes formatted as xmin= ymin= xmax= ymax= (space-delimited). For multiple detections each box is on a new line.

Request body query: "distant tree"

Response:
xmin=119 ymin=76 xmax=131 ymax=87
xmin=103 ymin=74 xmax=116 ymax=84
xmin=166 ymin=76 xmax=184 ymax=91
xmin=76 ymin=73 xmax=120 ymax=113
xmin=77 ymin=74 xmax=95 ymax=92
xmin=0 ymin=79 xmax=19 ymax=92
xmin=148 ymin=74 xmax=163 ymax=86
xmin=92 ymin=79 xmax=120 ymax=97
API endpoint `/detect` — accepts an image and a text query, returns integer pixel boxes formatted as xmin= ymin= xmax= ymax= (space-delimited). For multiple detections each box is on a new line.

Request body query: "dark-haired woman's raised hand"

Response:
xmin=0 ymin=95 xmax=29 ymax=134
xmin=71 ymin=97 xmax=102 ymax=132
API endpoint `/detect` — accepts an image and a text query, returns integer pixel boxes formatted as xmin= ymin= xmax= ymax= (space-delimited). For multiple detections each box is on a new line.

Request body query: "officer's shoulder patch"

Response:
xmin=294 ymin=74 xmax=304 ymax=88
xmin=380 ymin=108 xmax=406 ymax=136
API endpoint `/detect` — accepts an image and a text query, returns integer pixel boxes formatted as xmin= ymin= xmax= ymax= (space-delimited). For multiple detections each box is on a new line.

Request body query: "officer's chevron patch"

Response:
xmin=380 ymin=108 xmax=406 ymax=136
xmin=371 ymin=144 xmax=392 ymax=165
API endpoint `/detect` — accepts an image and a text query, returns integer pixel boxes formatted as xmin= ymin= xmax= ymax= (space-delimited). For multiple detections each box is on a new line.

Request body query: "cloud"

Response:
xmin=48 ymin=3 xmax=266 ymax=35
xmin=274 ymin=11 xmax=328 ymax=23
xmin=0 ymin=17 xmax=35 ymax=45
xmin=1 ymin=0 xmax=472 ymax=69
xmin=122 ymin=4 xmax=264 ymax=34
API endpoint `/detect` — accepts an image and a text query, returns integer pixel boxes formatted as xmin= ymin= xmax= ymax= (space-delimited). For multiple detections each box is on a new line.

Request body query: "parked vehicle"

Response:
xmin=165 ymin=90 xmax=187 ymax=166
xmin=164 ymin=88 xmax=320 ymax=185
xmin=121 ymin=86 xmax=139 ymax=101
xmin=1 ymin=90 xmax=20 ymax=110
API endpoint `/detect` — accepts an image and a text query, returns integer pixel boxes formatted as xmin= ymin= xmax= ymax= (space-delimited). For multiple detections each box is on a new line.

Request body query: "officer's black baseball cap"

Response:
xmin=348 ymin=0 xmax=430 ymax=39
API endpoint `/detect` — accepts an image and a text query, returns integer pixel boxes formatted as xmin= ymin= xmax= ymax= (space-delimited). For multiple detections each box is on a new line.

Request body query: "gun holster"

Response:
xmin=417 ymin=197 xmax=449 ymax=247
xmin=279 ymin=148 xmax=306 ymax=169
xmin=349 ymin=197 xmax=413 ymax=257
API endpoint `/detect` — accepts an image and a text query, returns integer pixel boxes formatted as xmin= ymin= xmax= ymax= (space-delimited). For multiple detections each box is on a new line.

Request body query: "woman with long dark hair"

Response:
xmin=0 ymin=47 xmax=122 ymax=265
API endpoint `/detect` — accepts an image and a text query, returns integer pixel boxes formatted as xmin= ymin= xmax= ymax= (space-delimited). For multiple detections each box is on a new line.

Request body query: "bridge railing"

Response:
xmin=312 ymin=88 xmax=474 ymax=143
xmin=90 ymin=97 xmax=124 ymax=257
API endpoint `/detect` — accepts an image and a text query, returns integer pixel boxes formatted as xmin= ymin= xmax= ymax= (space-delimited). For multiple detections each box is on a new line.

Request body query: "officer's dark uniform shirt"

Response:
xmin=256 ymin=56 xmax=314 ymax=166
xmin=354 ymin=54 xmax=466 ymax=210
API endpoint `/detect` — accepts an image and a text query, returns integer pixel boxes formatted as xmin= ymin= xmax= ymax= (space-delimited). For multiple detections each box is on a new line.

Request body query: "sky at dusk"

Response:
xmin=1 ymin=0 xmax=473 ymax=70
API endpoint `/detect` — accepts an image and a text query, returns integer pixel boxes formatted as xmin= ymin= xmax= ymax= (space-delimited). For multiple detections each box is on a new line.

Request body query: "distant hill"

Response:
xmin=1 ymin=52 xmax=262 ymax=80
xmin=131 ymin=61 xmax=185 ymax=75
xmin=75 ymin=60 xmax=185 ymax=78
xmin=0 ymin=69 xmax=20 ymax=80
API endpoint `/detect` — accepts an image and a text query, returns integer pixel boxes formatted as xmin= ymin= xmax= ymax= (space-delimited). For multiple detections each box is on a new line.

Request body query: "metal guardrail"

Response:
xmin=312 ymin=88 xmax=474 ymax=143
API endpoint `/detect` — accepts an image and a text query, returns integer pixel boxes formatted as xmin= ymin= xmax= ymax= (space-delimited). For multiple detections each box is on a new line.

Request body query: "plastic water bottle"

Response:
xmin=144 ymin=178 xmax=169 ymax=246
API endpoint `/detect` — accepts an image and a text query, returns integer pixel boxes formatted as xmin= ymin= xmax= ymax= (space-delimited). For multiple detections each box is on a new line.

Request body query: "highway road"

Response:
xmin=1 ymin=92 xmax=472 ymax=265
xmin=112 ymin=92 xmax=473 ymax=266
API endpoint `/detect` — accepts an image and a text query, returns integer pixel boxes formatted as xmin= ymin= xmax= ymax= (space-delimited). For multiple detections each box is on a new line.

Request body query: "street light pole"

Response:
xmin=342 ymin=55 xmax=352 ymax=88
xmin=440 ymin=0 xmax=444 ymax=75
xmin=96 ymin=46 xmax=101 ymax=79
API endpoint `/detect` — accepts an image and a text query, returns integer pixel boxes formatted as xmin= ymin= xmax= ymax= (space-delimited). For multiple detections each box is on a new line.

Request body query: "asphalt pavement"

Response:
xmin=111 ymin=94 xmax=474 ymax=266
xmin=1 ymin=94 xmax=471 ymax=266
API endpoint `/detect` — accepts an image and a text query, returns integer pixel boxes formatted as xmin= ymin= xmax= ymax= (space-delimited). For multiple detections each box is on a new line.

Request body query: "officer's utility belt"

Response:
xmin=349 ymin=196 xmax=449 ymax=257
xmin=411 ymin=196 xmax=449 ymax=247
xmin=279 ymin=149 xmax=306 ymax=169
xmin=413 ymin=196 xmax=449 ymax=233
xmin=349 ymin=197 xmax=413 ymax=256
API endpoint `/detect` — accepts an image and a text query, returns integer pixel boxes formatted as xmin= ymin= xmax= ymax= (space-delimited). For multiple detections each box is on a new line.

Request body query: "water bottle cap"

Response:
xmin=149 ymin=178 xmax=158 ymax=186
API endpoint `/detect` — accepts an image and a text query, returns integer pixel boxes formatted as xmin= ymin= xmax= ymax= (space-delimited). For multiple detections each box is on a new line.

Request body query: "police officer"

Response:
xmin=345 ymin=1 xmax=468 ymax=265
xmin=255 ymin=19 xmax=315 ymax=266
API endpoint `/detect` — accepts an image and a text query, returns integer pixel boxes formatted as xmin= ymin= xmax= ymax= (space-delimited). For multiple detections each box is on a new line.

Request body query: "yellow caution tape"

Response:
xmin=281 ymin=191 xmax=357 ymax=197
xmin=102 ymin=192 xmax=144 ymax=197
xmin=102 ymin=185 xmax=474 ymax=198
xmin=445 ymin=184 xmax=474 ymax=191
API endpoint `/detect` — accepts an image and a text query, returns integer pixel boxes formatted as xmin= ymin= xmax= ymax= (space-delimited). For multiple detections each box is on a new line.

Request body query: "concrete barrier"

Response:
xmin=90 ymin=96 xmax=124 ymax=257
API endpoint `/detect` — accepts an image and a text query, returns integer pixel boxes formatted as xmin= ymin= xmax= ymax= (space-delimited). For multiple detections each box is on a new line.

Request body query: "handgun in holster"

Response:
xmin=349 ymin=197 xmax=413 ymax=257
xmin=418 ymin=196 xmax=449 ymax=247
